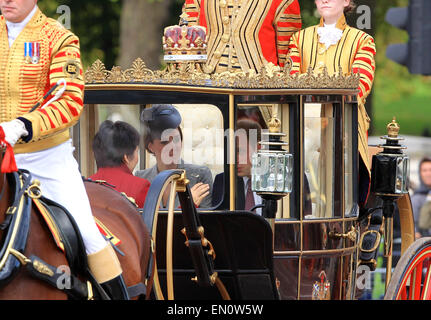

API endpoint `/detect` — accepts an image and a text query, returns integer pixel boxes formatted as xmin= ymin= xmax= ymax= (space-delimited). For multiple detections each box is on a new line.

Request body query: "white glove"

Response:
xmin=0 ymin=119 xmax=28 ymax=147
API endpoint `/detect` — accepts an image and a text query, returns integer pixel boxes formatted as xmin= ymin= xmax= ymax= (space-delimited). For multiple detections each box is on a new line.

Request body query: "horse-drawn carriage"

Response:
xmin=0 ymin=18 xmax=429 ymax=301
xmin=67 ymin=54 xmax=428 ymax=300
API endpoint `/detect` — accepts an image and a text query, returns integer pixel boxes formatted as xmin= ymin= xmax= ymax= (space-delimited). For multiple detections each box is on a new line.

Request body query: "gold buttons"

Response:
xmin=220 ymin=0 xmax=227 ymax=8
xmin=318 ymin=48 xmax=326 ymax=55
xmin=221 ymin=34 xmax=230 ymax=42
xmin=214 ymin=51 xmax=222 ymax=59
xmin=222 ymin=16 xmax=229 ymax=24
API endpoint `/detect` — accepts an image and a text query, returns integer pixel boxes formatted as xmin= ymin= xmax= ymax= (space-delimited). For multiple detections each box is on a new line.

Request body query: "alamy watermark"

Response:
xmin=155 ymin=121 xmax=267 ymax=167
xmin=56 ymin=265 xmax=72 ymax=290
xmin=56 ymin=5 xmax=71 ymax=29
xmin=356 ymin=265 xmax=372 ymax=290
xmin=55 ymin=4 xmax=373 ymax=31
xmin=356 ymin=5 xmax=372 ymax=30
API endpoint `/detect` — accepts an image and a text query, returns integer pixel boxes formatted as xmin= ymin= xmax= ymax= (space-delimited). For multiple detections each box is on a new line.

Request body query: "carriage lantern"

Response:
xmin=371 ymin=118 xmax=409 ymax=197
xmin=251 ymin=117 xmax=293 ymax=219
xmin=370 ymin=118 xmax=410 ymax=287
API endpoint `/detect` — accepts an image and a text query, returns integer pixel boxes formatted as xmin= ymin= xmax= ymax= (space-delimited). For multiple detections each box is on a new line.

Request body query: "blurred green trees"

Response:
xmin=372 ymin=0 xmax=431 ymax=136
xmin=38 ymin=0 xmax=121 ymax=68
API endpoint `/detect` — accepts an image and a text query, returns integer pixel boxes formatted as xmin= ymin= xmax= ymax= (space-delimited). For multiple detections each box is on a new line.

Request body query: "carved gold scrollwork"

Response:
xmin=85 ymin=58 xmax=360 ymax=89
xmin=84 ymin=59 xmax=109 ymax=84
xmin=124 ymin=58 xmax=154 ymax=82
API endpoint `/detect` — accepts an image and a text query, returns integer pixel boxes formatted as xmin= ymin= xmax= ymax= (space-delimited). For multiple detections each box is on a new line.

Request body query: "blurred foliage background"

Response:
xmin=36 ymin=0 xmax=431 ymax=136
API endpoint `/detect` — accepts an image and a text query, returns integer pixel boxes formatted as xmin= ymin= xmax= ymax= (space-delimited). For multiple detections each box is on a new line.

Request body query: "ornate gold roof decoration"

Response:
xmin=84 ymin=58 xmax=360 ymax=89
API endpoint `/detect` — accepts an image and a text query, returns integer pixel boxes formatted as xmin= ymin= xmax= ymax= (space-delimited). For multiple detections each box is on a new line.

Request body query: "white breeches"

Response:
xmin=15 ymin=139 xmax=108 ymax=254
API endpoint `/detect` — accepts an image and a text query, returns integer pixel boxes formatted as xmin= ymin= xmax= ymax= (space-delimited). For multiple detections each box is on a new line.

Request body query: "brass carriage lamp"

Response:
xmin=251 ymin=117 xmax=293 ymax=219
xmin=370 ymin=118 xmax=409 ymax=288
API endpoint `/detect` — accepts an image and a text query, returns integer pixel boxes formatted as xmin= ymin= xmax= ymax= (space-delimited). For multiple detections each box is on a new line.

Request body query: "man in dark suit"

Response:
xmin=212 ymin=119 xmax=263 ymax=214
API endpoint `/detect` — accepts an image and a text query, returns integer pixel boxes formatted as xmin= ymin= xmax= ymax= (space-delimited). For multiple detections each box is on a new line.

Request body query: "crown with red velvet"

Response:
xmin=163 ymin=14 xmax=207 ymax=61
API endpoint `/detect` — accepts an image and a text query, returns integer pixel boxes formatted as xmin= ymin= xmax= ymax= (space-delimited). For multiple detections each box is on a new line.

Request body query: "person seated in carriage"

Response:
xmin=136 ymin=104 xmax=213 ymax=208
xmin=0 ymin=0 xmax=128 ymax=299
xmin=212 ymin=119 xmax=263 ymax=214
xmin=89 ymin=120 xmax=151 ymax=208
xmin=287 ymin=0 xmax=376 ymax=207
xmin=212 ymin=118 xmax=312 ymax=215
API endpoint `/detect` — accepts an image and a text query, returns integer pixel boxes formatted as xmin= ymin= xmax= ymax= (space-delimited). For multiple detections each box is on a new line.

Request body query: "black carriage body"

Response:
xmin=80 ymin=83 xmax=360 ymax=300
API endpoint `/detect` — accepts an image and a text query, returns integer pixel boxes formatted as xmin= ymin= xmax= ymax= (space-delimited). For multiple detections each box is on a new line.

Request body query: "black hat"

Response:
xmin=141 ymin=104 xmax=182 ymax=139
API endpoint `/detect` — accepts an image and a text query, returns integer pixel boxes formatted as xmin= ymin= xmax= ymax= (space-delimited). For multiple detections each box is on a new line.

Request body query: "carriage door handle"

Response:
xmin=329 ymin=226 xmax=357 ymax=242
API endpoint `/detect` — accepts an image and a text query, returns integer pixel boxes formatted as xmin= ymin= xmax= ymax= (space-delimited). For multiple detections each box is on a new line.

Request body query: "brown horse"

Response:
xmin=0 ymin=170 xmax=151 ymax=300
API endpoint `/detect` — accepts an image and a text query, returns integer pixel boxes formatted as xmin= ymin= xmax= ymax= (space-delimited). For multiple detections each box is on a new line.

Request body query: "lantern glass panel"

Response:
xmin=395 ymin=155 xmax=410 ymax=194
xmin=252 ymin=152 xmax=293 ymax=193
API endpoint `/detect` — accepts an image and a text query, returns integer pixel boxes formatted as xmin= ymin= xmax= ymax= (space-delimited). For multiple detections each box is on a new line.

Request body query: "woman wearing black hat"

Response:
xmin=137 ymin=104 xmax=213 ymax=208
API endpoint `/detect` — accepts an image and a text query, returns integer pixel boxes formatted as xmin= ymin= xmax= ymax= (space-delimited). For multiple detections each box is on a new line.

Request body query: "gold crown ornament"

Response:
xmin=387 ymin=117 xmax=400 ymax=138
xmin=163 ymin=13 xmax=207 ymax=72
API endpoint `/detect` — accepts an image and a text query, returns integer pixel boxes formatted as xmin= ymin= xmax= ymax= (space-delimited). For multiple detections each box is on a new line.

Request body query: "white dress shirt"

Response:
xmin=317 ymin=22 xmax=343 ymax=50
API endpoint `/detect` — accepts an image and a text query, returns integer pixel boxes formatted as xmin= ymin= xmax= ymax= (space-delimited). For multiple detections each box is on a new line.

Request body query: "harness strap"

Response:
xmin=25 ymin=255 xmax=89 ymax=300
xmin=0 ymin=171 xmax=31 ymax=231
xmin=127 ymin=282 xmax=146 ymax=299
xmin=0 ymin=171 xmax=32 ymax=286
xmin=359 ymin=207 xmax=383 ymax=270
xmin=145 ymin=248 xmax=156 ymax=300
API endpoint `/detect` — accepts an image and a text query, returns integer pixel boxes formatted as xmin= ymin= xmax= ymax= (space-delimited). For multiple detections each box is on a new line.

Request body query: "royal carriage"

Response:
xmin=74 ymin=21 xmax=429 ymax=301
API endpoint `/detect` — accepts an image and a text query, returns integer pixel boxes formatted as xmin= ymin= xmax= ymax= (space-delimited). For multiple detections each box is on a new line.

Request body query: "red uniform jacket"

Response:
xmin=183 ymin=0 xmax=302 ymax=72
xmin=89 ymin=164 xmax=151 ymax=208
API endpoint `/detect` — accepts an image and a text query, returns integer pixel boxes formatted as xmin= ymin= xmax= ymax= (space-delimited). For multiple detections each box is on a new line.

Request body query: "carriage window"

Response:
xmin=303 ymin=103 xmax=335 ymax=219
xmin=236 ymin=104 xmax=291 ymax=219
xmin=75 ymin=104 xmax=143 ymax=177
xmin=82 ymin=103 xmax=224 ymax=210
xmin=97 ymin=104 xmax=143 ymax=169
xmin=144 ymin=104 xmax=225 ymax=210
xmin=160 ymin=104 xmax=224 ymax=182
xmin=92 ymin=104 xmax=225 ymax=181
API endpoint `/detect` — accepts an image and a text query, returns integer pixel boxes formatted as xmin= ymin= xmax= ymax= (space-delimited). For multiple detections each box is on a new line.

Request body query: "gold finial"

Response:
xmin=268 ymin=117 xmax=281 ymax=133
xmin=387 ymin=117 xmax=400 ymax=138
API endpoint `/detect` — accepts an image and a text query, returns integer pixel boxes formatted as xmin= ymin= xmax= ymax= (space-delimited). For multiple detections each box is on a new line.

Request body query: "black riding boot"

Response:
xmin=101 ymin=274 xmax=130 ymax=300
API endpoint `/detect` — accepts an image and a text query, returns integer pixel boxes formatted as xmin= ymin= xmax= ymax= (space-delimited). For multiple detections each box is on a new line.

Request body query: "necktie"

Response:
xmin=245 ymin=179 xmax=255 ymax=211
